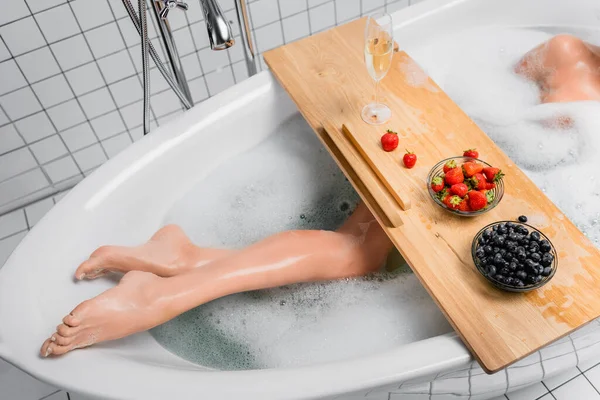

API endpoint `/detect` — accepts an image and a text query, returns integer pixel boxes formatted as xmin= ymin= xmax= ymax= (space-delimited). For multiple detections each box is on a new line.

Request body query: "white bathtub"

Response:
xmin=2 ymin=0 xmax=600 ymax=399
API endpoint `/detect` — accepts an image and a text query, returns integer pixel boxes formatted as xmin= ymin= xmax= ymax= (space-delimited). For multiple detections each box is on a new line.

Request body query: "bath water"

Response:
xmin=152 ymin=26 xmax=600 ymax=370
xmin=151 ymin=115 xmax=451 ymax=370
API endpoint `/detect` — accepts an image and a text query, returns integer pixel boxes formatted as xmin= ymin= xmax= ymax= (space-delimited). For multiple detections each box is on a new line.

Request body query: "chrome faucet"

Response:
xmin=122 ymin=0 xmax=258 ymax=134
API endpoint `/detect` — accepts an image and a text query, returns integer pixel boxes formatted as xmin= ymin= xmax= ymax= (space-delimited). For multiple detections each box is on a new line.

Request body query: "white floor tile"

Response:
xmin=0 ymin=359 xmax=57 ymax=400
xmin=0 ymin=209 xmax=27 ymax=239
xmin=538 ymin=395 xmax=553 ymax=400
xmin=25 ymin=197 xmax=54 ymax=227
xmin=0 ymin=231 xmax=27 ymax=267
xmin=507 ymin=382 xmax=548 ymax=400
xmin=553 ymin=375 xmax=600 ymax=400
xmin=586 ymin=364 xmax=600 ymax=392
xmin=579 ymin=356 xmax=600 ymax=373
xmin=542 ymin=367 xmax=580 ymax=390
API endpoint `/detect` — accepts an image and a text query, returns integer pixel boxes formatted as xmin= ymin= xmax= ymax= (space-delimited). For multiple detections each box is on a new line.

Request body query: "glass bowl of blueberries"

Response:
xmin=471 ymin=219 xmax=558 ymax=292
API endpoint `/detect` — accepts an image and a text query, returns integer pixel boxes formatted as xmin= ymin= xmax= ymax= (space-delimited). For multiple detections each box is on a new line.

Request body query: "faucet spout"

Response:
xmin=199 ymin=0 xmax=235 ymax=50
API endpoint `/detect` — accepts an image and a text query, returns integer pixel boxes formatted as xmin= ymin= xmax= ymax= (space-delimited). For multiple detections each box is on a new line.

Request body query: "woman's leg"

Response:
xmin=41 ymin=202 xmax=393 ymax=357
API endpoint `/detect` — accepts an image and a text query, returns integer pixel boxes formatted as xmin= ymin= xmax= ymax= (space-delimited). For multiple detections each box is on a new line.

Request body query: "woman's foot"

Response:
xmin=516 ymin=34 xmax=600 ymax=103
xmin=75 ymin=225 xmax=231 ymax=279
xmin=41 ymin=271 xmax=171 ymax=357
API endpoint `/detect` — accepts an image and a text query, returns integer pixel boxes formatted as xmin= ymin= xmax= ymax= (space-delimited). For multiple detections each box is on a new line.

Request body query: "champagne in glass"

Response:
xmin=362 ymin=13 xmax=394 ymax=125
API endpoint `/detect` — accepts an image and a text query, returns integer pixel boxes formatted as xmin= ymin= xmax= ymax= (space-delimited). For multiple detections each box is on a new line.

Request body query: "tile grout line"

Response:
xmin=580 ymin=368 xmax=600 ymax=396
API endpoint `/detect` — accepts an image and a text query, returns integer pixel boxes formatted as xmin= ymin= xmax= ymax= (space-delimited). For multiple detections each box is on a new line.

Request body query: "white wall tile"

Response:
xmin=90 ymin=111 xmax=126 ymax=140
xmin=32 ymin=74 xmax=74 ymax=108
xmin=97 ymin=49 xmax=136 ymax=84
xmin=189 ymin=77 xmax=209 ymax=103
xmin=101 ymin=132 xmax=132 ymax=157
xmin=120 ymin=100 xmax=142 ymax=129
xmin=0 ymin=124 xmax=24 ymax=155
xmin=0 ymin=87 xmax=42 ymax=120
xmin=180 ymin=53 xmax=203 ymax=80
xmin=205 ymin=66 xmax=235 ymax=96
xmin=0 ymin=168 xmax=49 ymax=205
xmin=0 ymin=60 xmax=27 ymax=95
xmin=0 ymin=109 xmax=7 ymax=126
xmin=309 ymin=1 xmax=336 ymax=32
xmin=250 ymin=0 xmax=281 ymax=28
xmin=278 ymin=0 xmax=307 ymax=18
xmin=44 ymin=155 xmax=80 ymax=183
xmin=0 ymin=231 xmax=27 ymax=266
xmin=30 ymin=134 xmax=68 ymax=164
xmin=363 ymin=0 xmax=386 ymax=13
xmin=85 ymin=22 xmax=125 ymax=59
xmin=336 ymin=0 xmax=361 ymax=22
xmin=189 ymin=21 xmax=211 ymax=50
xmin=51 ymin=34 xmax=93 ymax=70
xmin=109 ymin=76 xmax=142 ymax=107
xmin=0 ymin=17 xmax=45 ymax=56
xmin=28 ymin=0 xmax=66 ymax=13
xmin=117 ymin=17 xmax=140 ymax=48
xmin=79 ymin=88 xmax=117 ymax=119
xmin=0 ymin=40 xmax=10 ymax=63
xmin=0 ymin=148 xmax=36 ymax=181
xmin=47 ymin=99 xmax=86 ymax=130
xmin=15 ymin=47 xmax=61 ymax=83
xmin=15 ymin=111 xmax=56 ymax=143
xmin=387 ymin=0 xmax=410 ymax=13
xmin=0 ymin=0 xmax=30 ymax=26
xmin=553 ymin=374 xmax=600 ymax=400
xmin=0 ymin=209 xmax=27 ymax=239
xmin=506 ymin=382 xmax=548 ymax=400
xmin=172 ymin=28 xmax=196 ymax=56
xmin=73 ymin=143 xmax=107 ymax=171
xmin=282 ymin=12 xmax=310 ymax=43
xmin=60 ymin=122 xmax=98 ymax=151
xmin=232 ymin=60 xmax=249 ymax=82
xmin=308 ymin=0 xmax=330 ymax=7
xmin=254 ymin=22 xmax=284 ymax=53
xmin=35 ymin=4 xmax=81 ymax=43
xmin=543 ymin=367 xmax=580 ymax=390
xmin=25 ymin=197 xmax=54 ymax=227
xmin=198 ymin=46 xmax=230 ymax=74
xmin=71 ymin=0 xmax=114 ymax=31
xmin=65 ymin=63 xmax=105 ymax=96
xmin=44 ymin=391 xmax=69 ymax=400
xmin=151 ymin=90 xmax=182 ymax=117
xmin=148 ymin=66 xmax=171 ymax=95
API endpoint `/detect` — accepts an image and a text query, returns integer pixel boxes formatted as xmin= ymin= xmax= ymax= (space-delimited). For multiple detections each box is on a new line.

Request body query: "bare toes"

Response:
xmin=40 ymin=339 xmax=53 ymax=357
xmin=56 ymin=323 xmax=79 ymax=337
xmin=52 ymin=334 xmax=74 ymax=346
xmin=47 ymin=342 xmax=75 ymax=357
xmin=62 ymin=313 xmax=81 ymax=327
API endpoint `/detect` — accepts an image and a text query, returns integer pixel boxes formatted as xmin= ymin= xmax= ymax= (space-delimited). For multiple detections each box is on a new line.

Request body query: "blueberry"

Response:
xmin=487 ymin=265 xmax=497 ymax=276
xmin=483 ymin=230 xmax=492 ymax=240
xmin=540 ymin=240 xmax=552 ymax=253
xmin=505 ymin=277 xmax=515 ymax=285
xmin=506 ymin=222 xmax=515 ymax=228
xmin=542 ymin=252 xmax=554 ymax=266
xmin=542 ymin=267 xmax=553 ymax=277
xmin=525 ymin=259 xmax=539 ymax=272
xmin=492 ymin=225 xmax=499 ymax=231
xmin=529 ymin=243 xmax=540 ymax=253
xmin=518 ymin=237 xmax=529 ymax=246
xmin=498 ymin=225 xmax=508 ymax=235
xmin=508 ymin=232 xmax=519 ymax=242
xmin=495 ymin=274 xmax=505 ymax=282
xmin=515 ymin=279 xmax=525 ymax=287
xmin=484 ymin=245 xmax=494 ymax=255
xmin=493 ymin=247 xmax=501 ymax=254
xmin=518 ymin=215 xmax=528 ymax=223
xmin=500 ymin=267 xmax=510 ymax=275
xmin=509 ymin=261 xmax=518 ymax=271
xmin=530 ymin=231 xmax=541 ymax=242
xmin=519 ymin=226 xmax=529 ymax=235
xmin=478 ymin=236 xmax=487 ymax=245
xmin=494 ymin=253 xmax=504 ymax=266
xmin=476 ymin=248 xmax=486 ymax=259
xmin=516 ymin=250 xmax=527 ymax=261
xmin=504 ymin=252 xmax=514 ymax=262
xmin=533 ymin=275 xmax=543 ymax=284
xmin=499 ymin=249 xmax=507 ymax=257
xmin=530 ymin=252 xmax=541 ymax=263
xmin=516 ymin=270 xmax=527 ymax=280
xmin=493 ymin=235 xmax=506 ymax=246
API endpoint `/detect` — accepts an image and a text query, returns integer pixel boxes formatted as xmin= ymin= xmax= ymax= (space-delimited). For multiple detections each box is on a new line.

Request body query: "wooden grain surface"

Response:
xmin=264 ymin=17 xmax=600 ymax=373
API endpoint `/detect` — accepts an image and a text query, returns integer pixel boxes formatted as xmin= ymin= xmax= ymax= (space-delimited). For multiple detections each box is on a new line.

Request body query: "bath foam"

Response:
xmin=152 ymin=114 xmax=451 ymax=370
xmin=410 ymin=26 xmax=600 ymax=244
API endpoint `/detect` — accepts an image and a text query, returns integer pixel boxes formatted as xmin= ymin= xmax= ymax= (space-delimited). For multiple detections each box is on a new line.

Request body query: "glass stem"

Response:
xmin=375 ymin=79 xmax=379 ymax=107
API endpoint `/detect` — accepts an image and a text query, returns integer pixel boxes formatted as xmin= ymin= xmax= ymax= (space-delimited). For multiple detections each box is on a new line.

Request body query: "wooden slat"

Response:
xmin=264 ymin=17 xmax=600 ymax=373
xmin=322 ymin=122 xmax=403 ymax=227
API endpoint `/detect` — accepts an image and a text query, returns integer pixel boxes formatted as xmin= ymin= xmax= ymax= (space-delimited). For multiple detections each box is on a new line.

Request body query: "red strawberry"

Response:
xmin=380 ymin=130 xmax=399 ymax=152
xmin=458 ymin=199 xmax=471 ymax=212
xmin=437 ymin=188 xmax=449 ymax=203
xmin=482 ymin=167 xmax=504 ymax=182
xmin=450 ymin=183 xmax=468 ymax=198
xmin=444 ymin=167 xmax=464 ymax=185
xmin=403 ymin=150 xmax=417 ymax=169
xmin=462 ymin=161 xmax=483 ymax=178
xmin=443 ymin=195 xmax=462 ymax=210
xmin=470 ymin=173 xmax=487 ymax=190
xmin=443 ymin=159 xmax=457 ymax=173
xmin=486 ymin=181 xmax=496 ymax=190
xmin=431 ymin=176 xmax=445 ymax=193
xmin=468 ymin=190 xmax=487 ymax=211
xmin=463 ymin=148 xmax=479 ymax=158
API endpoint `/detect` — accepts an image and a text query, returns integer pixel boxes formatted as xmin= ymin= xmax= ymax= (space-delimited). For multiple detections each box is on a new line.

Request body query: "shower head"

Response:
xmin=199 ymin=0 xmax=235 ymax=50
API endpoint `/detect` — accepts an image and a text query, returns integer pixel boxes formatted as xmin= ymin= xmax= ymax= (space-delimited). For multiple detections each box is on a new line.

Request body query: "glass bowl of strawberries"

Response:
xmin=427 ymin=156 xmax=505 ymax=216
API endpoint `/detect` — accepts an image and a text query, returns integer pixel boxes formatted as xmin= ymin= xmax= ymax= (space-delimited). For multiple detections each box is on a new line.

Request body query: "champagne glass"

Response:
xmin=362 ymin=13 xmax=394 ymax=125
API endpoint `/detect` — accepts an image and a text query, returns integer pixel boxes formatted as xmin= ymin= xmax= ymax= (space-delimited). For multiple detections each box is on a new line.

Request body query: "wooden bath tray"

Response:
xmin=264 ymin=18 xmax=600 ymax=373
